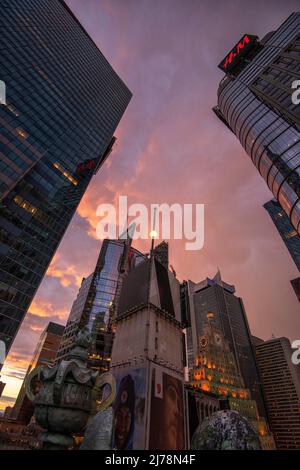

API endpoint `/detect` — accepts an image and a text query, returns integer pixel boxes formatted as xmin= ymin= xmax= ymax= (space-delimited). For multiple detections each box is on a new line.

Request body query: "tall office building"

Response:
xmin=214 ymin=13 xmax=300 ymax=234
xmin=12 ymin=322 xmax=64 ymax=424
xmin=255 ymin=337 xmax=300 ymax=449
xmin=0 ymin=0 xmax=132 ymax=356
xmin=111 ymin=254 xmax=185 ymax=450
xmin=187 ymin=313 xmax=275 ymax=450
xmin=183 ymin=271 xmax=266 ymax=417
xmin=264 ymin=199 xmax=300 ymax=303
xmin=251 ymin=335 xmax=264 ymax=347
xmin=56 ymin=239 xmax=146 ymax=372
xmin=264 ymin=199 xmax=300 ymax=271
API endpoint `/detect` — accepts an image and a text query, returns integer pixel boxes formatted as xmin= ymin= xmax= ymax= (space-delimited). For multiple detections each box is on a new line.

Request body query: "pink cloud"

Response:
xmin=4 ymin=0 xmax=300 ymax=400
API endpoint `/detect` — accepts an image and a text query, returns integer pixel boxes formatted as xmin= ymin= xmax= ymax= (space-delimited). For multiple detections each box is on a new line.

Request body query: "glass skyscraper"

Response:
xmin=184 ymin=271 xmax=266 ymax=418
xmin=56 ymin=239 xmax=146 ymax=372
xmin=264 ymin=198 xmax=300 ymax=271
xmin=0 ymin=0 xmax=132 ymax=355
xmin=214 ymin=13 xmax=300 ymax=234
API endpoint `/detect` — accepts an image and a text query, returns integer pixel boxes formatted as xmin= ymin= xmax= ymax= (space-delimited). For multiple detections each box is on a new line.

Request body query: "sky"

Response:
xmin=1 ymin=0 xmax=300 ymax=410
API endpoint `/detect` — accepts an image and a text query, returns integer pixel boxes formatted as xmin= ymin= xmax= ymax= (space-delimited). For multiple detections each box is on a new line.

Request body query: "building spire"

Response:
xmin=213 ymin=267 xmax=222 ymax=282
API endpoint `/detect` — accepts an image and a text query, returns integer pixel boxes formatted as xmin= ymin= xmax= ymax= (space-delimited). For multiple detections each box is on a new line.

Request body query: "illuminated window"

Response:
xmin=285 ymin=230 xmax=297 ymax=239
xmin=16 ymin=127 xmax=28 ymax=139
xmin=6 ymin=103 xmax=20 ymax=117
xmin=13 ymin=195 xmax=37 ymax=214
xmin=53 ymin=162 xmax=78 ymax=185
xmin=201 ymin=382 xmax=210 ymax=392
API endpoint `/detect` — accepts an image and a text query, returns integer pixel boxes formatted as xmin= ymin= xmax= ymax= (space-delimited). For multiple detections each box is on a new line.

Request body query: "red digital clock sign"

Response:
xmin=218 ymin=34 xmax=259 ymax=73
xmin=76 ymin=158 xmax=97 ymax=175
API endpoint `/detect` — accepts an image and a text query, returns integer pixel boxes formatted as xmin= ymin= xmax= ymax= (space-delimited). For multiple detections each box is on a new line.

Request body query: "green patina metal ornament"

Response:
xmin=25 ymin=326 xmax=116 ymax=450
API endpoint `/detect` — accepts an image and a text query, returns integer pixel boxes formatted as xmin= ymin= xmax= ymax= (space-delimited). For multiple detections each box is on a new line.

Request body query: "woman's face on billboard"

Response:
xmin=114 ymin=405 xmax=132 ymax=448
xmin=163 ymin=383 xmax=180 ymax=448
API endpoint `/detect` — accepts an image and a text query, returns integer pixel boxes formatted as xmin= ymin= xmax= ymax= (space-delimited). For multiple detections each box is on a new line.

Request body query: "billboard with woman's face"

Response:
xmin=112 ymin=368 xmax=147 ymax=450
xmin=149 ymin=368 xmax=185 ymax=450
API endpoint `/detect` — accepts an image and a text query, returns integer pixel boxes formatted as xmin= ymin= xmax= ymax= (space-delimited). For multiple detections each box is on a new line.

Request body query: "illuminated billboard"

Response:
xmin=218 ymin=34 xmax=259 ymax=73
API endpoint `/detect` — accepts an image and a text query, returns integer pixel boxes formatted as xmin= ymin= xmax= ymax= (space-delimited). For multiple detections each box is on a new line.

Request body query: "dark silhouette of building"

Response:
xmin=214 ymin=13 xmax=300 ymax=235
xmin=153 ymin=241 xmax=169 ymax=270
xmin=0 ymin=0 xmax=132 ymax=357
xmin=12 ymin=322 xmax=64 ymax=424
xmin=251 ymin=335 xmax=264 ymax=347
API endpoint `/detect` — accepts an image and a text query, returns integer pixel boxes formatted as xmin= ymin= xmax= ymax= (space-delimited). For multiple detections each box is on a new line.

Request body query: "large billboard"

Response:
xmin=112 ymin=367 xmax=147 ymax=450
xmin=149 ymin=367 xmax=185 ymax=450
xmin=218 ymin=34 xmax=259 ymax=73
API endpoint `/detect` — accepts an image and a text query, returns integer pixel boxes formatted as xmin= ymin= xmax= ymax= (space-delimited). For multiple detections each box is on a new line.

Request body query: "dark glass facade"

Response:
xmin=185 ymin=273 xmax=266 ymax=417
xmin=0 ymin=0 xmax=132 ymax=355
xmin=117 ymin=257 xmax=179 ymax=319
xmin=56 ymin=239 xmax=146 ymax=372
xmin=264 ymin=198 xmax=300 ymax=271
xmin=215 ymin=13 xmax=300 ymax=234
xmin=152 ymin=241 xmax=169 ymax=270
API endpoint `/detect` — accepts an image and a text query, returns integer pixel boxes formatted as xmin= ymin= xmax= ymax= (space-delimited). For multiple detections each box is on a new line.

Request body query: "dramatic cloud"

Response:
xmin=46 ymin=253 xmax=83 ymax=288
xmin=2 ymin=0 xmax=300 ymax=407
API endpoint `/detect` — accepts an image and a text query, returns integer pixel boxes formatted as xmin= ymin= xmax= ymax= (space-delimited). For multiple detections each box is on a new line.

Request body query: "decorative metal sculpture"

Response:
xmin=25 ymin=327 xmax=116 ymax=450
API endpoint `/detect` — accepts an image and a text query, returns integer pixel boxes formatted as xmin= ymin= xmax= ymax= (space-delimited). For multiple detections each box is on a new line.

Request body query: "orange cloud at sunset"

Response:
xmin=76 ymin=136 xmax=166 ymax=242
xmin=0 ymin=351 xmax=32 ymax=408
xmin=28 ymin=299 xmax=69 ymax=322
xmin=46 ymin=252 xmax=83 ymax=288
xmin=3 ymin=351 xmax=30 ymax=378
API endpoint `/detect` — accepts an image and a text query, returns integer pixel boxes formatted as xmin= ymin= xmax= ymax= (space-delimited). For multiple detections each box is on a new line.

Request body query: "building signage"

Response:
xmin=218 ymin=34 xmax=259 ymax=73
xmin=76 ymin=158 xmax=97 ymax=174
